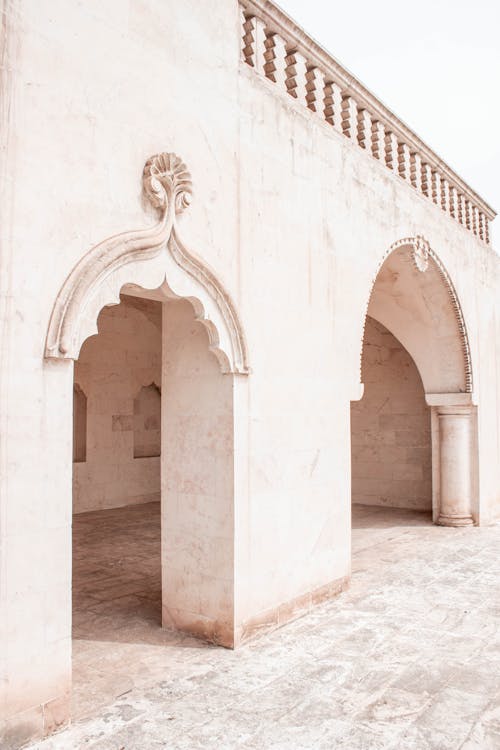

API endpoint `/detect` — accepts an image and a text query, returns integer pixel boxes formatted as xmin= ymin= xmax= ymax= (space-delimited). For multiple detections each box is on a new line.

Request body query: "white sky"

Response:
xmin=278 ymin=0 xmax=500 ymax=245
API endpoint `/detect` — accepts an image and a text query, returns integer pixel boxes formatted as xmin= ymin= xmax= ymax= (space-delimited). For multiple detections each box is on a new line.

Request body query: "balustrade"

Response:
xmin=239 ymin=2 xmax=494 ymax=243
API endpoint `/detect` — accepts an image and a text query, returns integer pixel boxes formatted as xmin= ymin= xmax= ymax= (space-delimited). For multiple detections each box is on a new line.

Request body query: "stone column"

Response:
xmin=436 ymin=406 xmax=474 ymax=526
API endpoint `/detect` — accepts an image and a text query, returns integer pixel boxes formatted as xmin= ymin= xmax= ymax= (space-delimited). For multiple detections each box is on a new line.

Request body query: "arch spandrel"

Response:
xmin=356 ymin=236 xmax=473 ymax=398
xmin=45 ymin=152 xmax=250 ymax=375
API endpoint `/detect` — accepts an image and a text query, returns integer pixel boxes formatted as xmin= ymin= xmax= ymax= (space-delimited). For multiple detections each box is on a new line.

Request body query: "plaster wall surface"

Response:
xmin=351 ymin=317 xmax=432 ymax=511
xmin=0 ymin=0 xmax=499 ymax=745
xmin=73 ymin=296 xmax=161 ymax=514
xmin=161 ymin=299 xmax=235 ymax=646
xmin=235 ymin=67 xmax=500 ymax=626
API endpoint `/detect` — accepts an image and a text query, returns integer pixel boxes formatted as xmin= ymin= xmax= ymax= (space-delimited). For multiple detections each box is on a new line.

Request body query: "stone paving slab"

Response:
xmin=26 ymin=505 xmax=500 ymax=749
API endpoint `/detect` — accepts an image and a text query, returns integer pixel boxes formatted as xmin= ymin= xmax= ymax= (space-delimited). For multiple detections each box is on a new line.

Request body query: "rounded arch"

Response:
xmin=45 ymin=152 xmax=250 ymax=375
xmin=356 ymin=235 xmax=473 ymax=396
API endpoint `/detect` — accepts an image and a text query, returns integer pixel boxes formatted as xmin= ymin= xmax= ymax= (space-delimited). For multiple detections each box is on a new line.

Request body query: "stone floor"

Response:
xmin=28 ymin=502 xmax=500 ymax=749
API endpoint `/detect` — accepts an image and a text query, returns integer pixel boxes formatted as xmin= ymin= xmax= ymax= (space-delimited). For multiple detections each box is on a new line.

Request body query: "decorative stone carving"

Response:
xmin=45 ymin=153 xmax=250 ymax=374
xmin=142 ymin=152 xmax=192 ymax=213
xmin=411 ymin=234 xmax=431 ymax=273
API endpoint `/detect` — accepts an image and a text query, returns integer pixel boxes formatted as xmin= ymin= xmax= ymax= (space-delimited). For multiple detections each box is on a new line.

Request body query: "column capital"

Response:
xmin=437 ymin=408 xmax=472 ymax=418
xmin=425 ymin=393 xmax=473 ymax=408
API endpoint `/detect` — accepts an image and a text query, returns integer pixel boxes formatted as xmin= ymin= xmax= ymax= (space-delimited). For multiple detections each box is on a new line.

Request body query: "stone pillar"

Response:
xmin=436 ymin=406 xmax=474 ymax=526
xmin=161 ymin=300 xmax=236 ymax=647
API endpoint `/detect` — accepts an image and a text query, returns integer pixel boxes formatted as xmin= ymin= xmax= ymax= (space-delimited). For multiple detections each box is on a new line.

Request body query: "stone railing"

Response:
xmin=239 ymin=0 xmax=495 ymax=244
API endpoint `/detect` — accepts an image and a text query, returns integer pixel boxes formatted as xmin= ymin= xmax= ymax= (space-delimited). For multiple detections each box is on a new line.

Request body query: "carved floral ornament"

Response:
xmin=411 ymin=235 xmax=431 ymax=273
xmin=383 ymin=234 xmax=431 ymax=273
xmin=45 ymin=153 xmax=250 ymax=375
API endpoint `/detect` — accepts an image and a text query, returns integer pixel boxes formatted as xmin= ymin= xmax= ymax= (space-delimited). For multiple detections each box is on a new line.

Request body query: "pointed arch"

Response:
xmin=45 ymin=153 xmax=250 ymax=375
xmin=356 ymin=235 xmax=473 ymax=396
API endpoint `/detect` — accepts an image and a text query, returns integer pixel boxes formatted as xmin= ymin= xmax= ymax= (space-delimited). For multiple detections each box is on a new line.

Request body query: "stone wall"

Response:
xmin=160 ymin=299 xmax=236 ymax=645
xmin=351 ymin=316 xmax=432 ymax=511
xmin=73 ymin=296 xmax=161 ymax=513
xmin=1 ymin=0 xmax=499 ymax=744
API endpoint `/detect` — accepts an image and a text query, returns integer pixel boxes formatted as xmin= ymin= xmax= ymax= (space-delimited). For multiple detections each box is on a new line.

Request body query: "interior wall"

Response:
xmin=73 ymin=295 xmax=161 ymax=514
xmin=351 ymin=316 xmax=432 ymax=511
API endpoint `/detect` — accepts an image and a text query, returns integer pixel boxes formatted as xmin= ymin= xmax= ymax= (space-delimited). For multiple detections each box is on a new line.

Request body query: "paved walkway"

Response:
xmin=28 ymin=504 xmax=500 ymax=749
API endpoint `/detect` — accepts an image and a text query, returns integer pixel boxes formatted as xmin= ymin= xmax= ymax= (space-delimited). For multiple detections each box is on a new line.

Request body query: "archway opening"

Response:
xmin=71 ymin=290 xmax=235 ymax=720
xmin=351 ymin=316 xmax=433 ymax=551
xmin=72 ymin=294 xmax=162 ymax=719
xmin=350 ymin=239 xmax=477 ymax=559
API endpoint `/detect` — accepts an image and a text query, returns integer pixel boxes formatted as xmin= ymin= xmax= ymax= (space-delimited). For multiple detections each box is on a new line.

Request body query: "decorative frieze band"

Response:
xmin=239 ymin=0 xmax=495 ymax=244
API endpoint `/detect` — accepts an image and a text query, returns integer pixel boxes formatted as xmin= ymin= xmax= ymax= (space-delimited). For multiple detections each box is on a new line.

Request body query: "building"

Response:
xmin=1 ymin=0 xmax=499 ymax=746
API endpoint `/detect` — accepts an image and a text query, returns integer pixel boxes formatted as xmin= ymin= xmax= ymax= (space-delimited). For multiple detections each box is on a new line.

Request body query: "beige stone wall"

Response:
xmin=1 ymin=0 xmax=499 ymax=744
xmin=161 ymin=299 xmax=235 ymax=645
xmin=351 ymin=317 xmax=432 ymax=511
xmin=73 ymin=296 xmax=161 ymax=513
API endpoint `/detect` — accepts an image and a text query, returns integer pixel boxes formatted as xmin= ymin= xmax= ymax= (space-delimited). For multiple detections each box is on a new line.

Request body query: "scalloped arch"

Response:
xmin=357 ymin=235 xmax=473 ymax=394
xmin=45 ymin=153 xmax=250 ymax=375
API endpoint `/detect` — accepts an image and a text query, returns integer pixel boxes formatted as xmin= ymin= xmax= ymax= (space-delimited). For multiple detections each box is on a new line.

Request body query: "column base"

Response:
xmin=236 ymin=575 xmax=350 ymax=646
xmin=436 ymin=514 xmax=474 ymax=527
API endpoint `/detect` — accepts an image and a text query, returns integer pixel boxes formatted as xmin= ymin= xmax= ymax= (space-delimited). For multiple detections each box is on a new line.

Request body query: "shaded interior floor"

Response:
xmin=72 ymin=501 xmax=431 ymax=720
xmin=351 ymin=503 xmax=432 ymax=571
xmin=72 ymin=501 xmax=198 ymax=720
xmin=73 ymin=501 xmax=162 ymax=645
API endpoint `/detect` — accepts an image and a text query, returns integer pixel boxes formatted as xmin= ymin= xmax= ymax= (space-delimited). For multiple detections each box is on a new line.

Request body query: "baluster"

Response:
xmin=323 ymin=81 xmax=335 ymax=125
xmin=457 ymin=194 xmax=466 ymax=225
xmin=477 ymin=212 xmax=485 ymax=241
xmin=449 ymin=186 xmax=458 ymax=219
xmin=357 ymin=109 xmax=372 ymax=152
xmin=410 ymin=153 xmax=422 ymax=191
xmin=284 ymin=47 xmax=307 ymax=104
xmin=441 ymin=178 xmax=450 ymax=215
xmin=421 ymin=163 xmax=432 ymax=197
xmin=371 ymin=121 xmax=384 ymax=161
xmin=323 ymin=81 xmax=334 ymax=126
xmin=241 ymin=14 xmax=257 ymax=66
xmin=469 ymin=204 xmax=475 ymax=233
xmin=241 ymin=13 xmax=267 ymax=74
xmin=431 ymin=171 xmax=441 ymax=206
xmin=284 ymin=47 xmax=297 ymax=98
xmin=263 ymin=32 xmax=287 ymax=87
xmin=398 ymin=143 xmax=411 ymax=181
xmin=465 ymin=200 xmax=473 ymax=230
xmin=240 ymin=7 xmax=245 ymax=61
xmin=341 ymin=96 xmax=358 ymax=141
xmin=483 ymin=215 xmax=490 ymax=244
xmin=255 ymin=18 xmax=267 ymax=75
xmin=263 ymin=31 xmax=276 ymax=80
xmin=323 ymin=80 xmax=342 ymax=132
xmin=384 ymin=131 xmax=398 ymax=172
xmin=472 ymin=206 xmax=480 ymax=236
xmin=305 ymin=66 xmax=325 ymax=114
